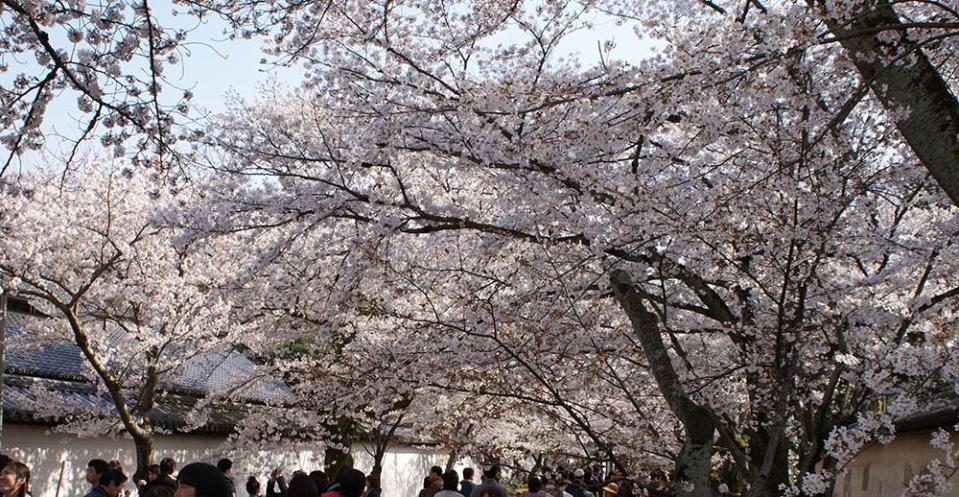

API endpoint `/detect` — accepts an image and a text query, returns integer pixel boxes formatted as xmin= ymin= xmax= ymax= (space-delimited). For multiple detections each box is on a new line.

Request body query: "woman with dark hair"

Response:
xmin=0 ymin=461 xmax=30 ymax=497
xmin=246 ymin=477 xmax=262 ymax=497
xmin=523 ymin=476 xmax=547 ymax=497
xmin=176 ymin=463 xmax=226 ymax=497
xmin=363 ymin=475 xmax=379 ymax=497
xmin=433 ymin=470 xmax=461 ymax=497
xmin=308 ymin=472 xmax=327 ymax=495
xmin=417 ymin=478 xmax=431 ymax=497
xmin=144 ymin=487 xmax=175 ymax=497
xmin=287 ymin=474 xmax=318 ymax=497
xmin=319 ymin=469 xmax=364 ymax=497
xmin=137 ymin=464 xmax=161 ymax=493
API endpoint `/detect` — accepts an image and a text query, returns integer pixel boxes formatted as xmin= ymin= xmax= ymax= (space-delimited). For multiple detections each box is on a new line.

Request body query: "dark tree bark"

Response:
xmin=324 ymin=446 xmax=354 ymax=481
xmin=610 ymin=270 xmax=715 ymax=497
xmin=819 ymin=0 xmax=959 ymax=206
xmin=324 ymin=416 xmax=358 ymax=481
xmin=133 ymin=434 xmax=155 ymax=483
xmin=65 ymin=306 xmax=158 ymax=482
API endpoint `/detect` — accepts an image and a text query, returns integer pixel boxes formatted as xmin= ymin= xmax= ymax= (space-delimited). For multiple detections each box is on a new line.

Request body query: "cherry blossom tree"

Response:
xmin=0 ymin=0 xmax=208 ymax=176
xmin=181 ymin=0 xmax=959 ymax=207
xmin=9 ymin=0 xmax=957 ymax=207
xmin=0 ymin=164 xmax=245 ymax=478
xmin=185 ymin=1 xmax=959 ymax=496
xmin=8 ymin=1 xmax=959 ymax=496
xmin=814 ymin=1 xmax=959 ymax=206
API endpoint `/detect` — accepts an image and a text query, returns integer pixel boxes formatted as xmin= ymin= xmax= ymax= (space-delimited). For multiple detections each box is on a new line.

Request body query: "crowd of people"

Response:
xmin=413 ymin=464 xmax=672 ymax=497
xmin=0 ymin=455 xmax=378 ymax=497
xmin=0 ymin=455 xmax=676 ymax=497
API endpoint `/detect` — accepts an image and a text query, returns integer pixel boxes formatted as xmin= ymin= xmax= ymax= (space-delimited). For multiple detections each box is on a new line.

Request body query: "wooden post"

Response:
xmin=55 ymin=460 xmax=66 ymax=497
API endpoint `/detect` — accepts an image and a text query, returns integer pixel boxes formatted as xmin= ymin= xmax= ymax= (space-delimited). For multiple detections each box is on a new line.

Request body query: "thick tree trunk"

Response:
xmin=675 ymin=406 xmax=716 ymax=497
xmin=444 ymin=450 xmax=457 ymax=472
xmin=132 ymin=433 xmax=154 ymax=483
xmin=743 ymin=427 xmax=789 ymax=497
xmin=323 ymin=416 xmax=358 ymax=480
xmin=325 ymin=447 xmax=354 ymax=481
xmin=610 ymin=270 xmax=715 ymax=497
xmin=65 ymin=308 xmax=157 ymax=483
xmin=370 ymin=462 xmax=383 ymax=480
xmin=371 ymin=440 xmax=386 ymax=478
xmin=819 ymin=0 xmax=959 ymax=206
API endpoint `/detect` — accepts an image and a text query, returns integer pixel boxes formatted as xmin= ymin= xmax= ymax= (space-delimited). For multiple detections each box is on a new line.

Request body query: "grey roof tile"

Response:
xmin=3 ymin=318 xmax=289 ymax=403
xmin=2 ymin=374 xmax=255 ymax=433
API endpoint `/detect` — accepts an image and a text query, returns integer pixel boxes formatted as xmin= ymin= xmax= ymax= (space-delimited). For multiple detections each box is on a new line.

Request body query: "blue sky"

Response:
xmin=7 ymin=1 xmax=656 ymax=172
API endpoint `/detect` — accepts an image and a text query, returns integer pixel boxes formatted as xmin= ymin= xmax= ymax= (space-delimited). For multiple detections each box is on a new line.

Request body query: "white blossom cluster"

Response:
xmin=4 ymin=1 xmax=959 ymax=495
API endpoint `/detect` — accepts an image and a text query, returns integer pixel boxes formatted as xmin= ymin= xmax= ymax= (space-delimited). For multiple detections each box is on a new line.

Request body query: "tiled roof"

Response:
xmin=3 ymin=317 xmax=290 ymax=404
xmin=5 ymin=321 xmax=88 ymax=379
xmin=169 ymin=348 xmax=290 ymax=402
xmin=895 ymin=398 xmax=959 ymax=434
xmin=2 ymin=374 xmax=253 ymax=433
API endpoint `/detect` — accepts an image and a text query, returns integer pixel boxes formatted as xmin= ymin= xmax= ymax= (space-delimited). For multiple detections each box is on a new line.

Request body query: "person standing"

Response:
xmin=246 ymin=477 xmax=262 ymax=497
xmin=564 ymin=470 xmax=591 ymax=497
xmin=308 ymin=472 xmax=328 ymax=495
xmin=434 ymin=470 xmax=462 ymax=497
xmin=458 ymin=469 xmax=475 ymax=497
xmin=470 ymin=465 xmax=507 ymax=497
xmin=522 ymin=476 xmax=548 ymax=497
xmin=266 ymin=468 xmax=287 ymax=497
xmin=217 ymin=460 xmax=236 ymax=497
xmin=86 ymin=459 xmax=110 ymax=497
xmin=144 ymin=459 xmax=177 ymax=495
xmin=175 ymin=463 xmax=227 ymax=497
xmin=363 ymin=475 xmax=380 ymax=497
xmin=100 ymin=470 xmax=130 ymax=497
xmin=286 ymin=474 xmax=318 ymax=497
xmin=137 ymin=465 xmax=161 ymax=494
xmin=427 ymin=467 xmax=442 ymax=497
xmin=0 ymin=461 xmax=30 ymax=497
xmin=319 ymin=468 xmax=365 ymax=497
xmin=601 ymin=483 xmax=617 ymax=497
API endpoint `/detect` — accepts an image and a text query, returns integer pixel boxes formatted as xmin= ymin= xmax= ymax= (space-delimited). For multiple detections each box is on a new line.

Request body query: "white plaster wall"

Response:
xmin=835 ymin=430 xmax=959 ymax=497
xmin=2 ymin=425 xmax=461 ymax=497
xmin=351 ymin=443 xmax=474 ymax=497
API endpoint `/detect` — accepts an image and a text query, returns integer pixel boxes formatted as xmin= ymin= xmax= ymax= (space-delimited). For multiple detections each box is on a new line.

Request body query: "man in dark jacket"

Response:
xmin=143 ymin=458 xmax=177 ymax=495
xmin=471 ymin=465 xmax=507 ymax=497
xmin=217 ymin=459 xmax=236 ymax=497
xmin=565 ymin=469 xmax=592 ymax=497
xmin=418 ymin=467 xmax=442 ymax=497
xmin=266 ymin=468 xmax=288 ymax=497
xmin=459 ymin=468 xmax=476 ymax=497
xmin=88 ymin=470 xmax=128 ymax=497
xmin=85 ymin=459 xmax=110 ymax=496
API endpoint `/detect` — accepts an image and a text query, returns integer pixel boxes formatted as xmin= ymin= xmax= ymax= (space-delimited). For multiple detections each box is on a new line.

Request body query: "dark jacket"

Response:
xmin=85 ymin=486 xmax=109 ymax=497
xmin=142 ymin=476 xmax=177 ymax=496
xmin=224 ymin=476 xmax=236 ymax=497
xmin=266 ymin=476 xmax=288 ymax=497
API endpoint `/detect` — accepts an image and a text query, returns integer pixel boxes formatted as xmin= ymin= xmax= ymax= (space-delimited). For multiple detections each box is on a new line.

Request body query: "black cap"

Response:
xmin=178 ymin=463 xmax=227 ymax=497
